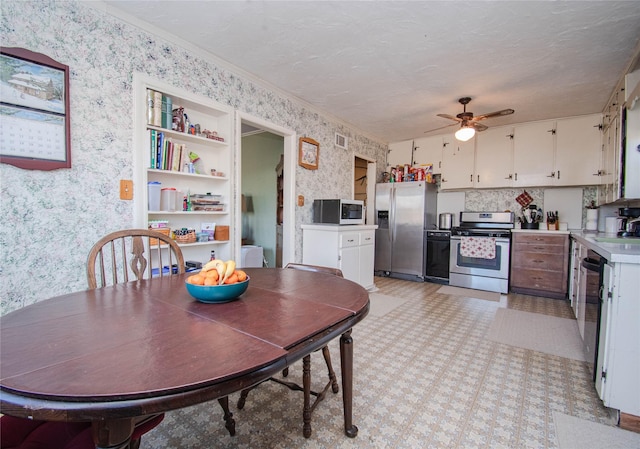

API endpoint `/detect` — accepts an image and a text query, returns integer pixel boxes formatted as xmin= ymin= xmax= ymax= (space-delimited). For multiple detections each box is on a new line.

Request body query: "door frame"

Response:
xmin=354 ymin=153 xmax=376 ymax=225
xmin=234 ymin=111 xmax=295 ymax=266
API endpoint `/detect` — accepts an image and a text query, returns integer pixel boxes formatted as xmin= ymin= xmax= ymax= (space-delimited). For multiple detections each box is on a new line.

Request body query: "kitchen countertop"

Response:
xmin=570 ymin=231 xmax=640 ymax=264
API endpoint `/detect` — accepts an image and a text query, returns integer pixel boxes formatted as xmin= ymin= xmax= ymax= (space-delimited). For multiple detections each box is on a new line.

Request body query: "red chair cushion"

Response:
xmin=0 ymin=416 xmax=90 ymax=449
xmin=0 ymin=414 xmax=164 ymax=448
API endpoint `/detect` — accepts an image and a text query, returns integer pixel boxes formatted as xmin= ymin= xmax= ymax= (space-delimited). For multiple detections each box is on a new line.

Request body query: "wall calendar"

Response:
xmin=0 ymin=47 xmax=71 ymax=170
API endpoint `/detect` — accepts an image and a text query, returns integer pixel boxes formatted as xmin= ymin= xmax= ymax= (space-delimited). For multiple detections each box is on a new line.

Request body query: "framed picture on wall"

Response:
xmin=298 ymin=136 xmax=319 ymax=170
xmin=0 ymin=47 xmax=71 ymax=170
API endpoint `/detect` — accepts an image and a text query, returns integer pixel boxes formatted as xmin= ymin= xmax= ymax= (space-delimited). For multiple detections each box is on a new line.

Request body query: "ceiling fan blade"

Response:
xmin=437 ymin=113 xmax=462 ymax=122
xmin=471 ymin=122 xmax=489 ymax=132
xmin=472 ymin=109 xmax=515 ymax=121
xmin=424 ymin=122 xmax=458 ymax=134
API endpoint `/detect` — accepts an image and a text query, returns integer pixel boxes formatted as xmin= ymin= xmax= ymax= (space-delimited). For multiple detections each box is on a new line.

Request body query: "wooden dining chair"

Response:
xmin=86 ymin=229 xmax=236 ymax=439
xmin=86 ymin=228 xmax=185 ymax=289
xmin=237 ymin=263 xmax=342 ymax=438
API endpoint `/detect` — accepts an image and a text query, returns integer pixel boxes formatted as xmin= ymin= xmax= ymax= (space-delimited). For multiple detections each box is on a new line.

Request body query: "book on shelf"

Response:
xmin=149 ymin=129 xmax=157 ymax=169
xmin=156 ymin=131 xmax=164 ymax=169
xmin=161 ymin=94 xmax=173 ymax=129
xmin=153 ymin=91 xmax=162 ymax=127
xmin=146 ymin=89 xmax=154 ymax=126
xmin=149 ymin=130 xmax=187 ymax=172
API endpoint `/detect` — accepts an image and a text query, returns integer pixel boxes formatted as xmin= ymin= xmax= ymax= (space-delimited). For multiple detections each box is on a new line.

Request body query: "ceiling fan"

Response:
xmin=425 ymin=97 xmax=515 ymax=141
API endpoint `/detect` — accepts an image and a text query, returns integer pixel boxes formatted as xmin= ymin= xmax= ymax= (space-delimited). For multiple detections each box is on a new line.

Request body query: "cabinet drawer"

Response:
xmin=512 ymin=251 xmax=566 ymax=270
xmin=513 ymin=242 xmax=562 ymax=254
xmin=339 ymin=232 xmax=359 ymax=248
xmin=511 ymin=268 xmax=566 ymax=292
xmin=513 ymin=234 xmax=567 ymax=245
xmin=360 ymin=230 xmax=375 ymax=246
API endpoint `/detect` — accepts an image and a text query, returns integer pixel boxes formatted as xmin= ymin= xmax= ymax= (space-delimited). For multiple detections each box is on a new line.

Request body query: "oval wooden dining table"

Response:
xmin=0 ymin=267 xmax=370 ymax=448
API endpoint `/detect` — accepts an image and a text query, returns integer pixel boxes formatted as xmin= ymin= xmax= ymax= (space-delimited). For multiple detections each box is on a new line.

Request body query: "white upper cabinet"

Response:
xmin=554 ymin=114 xmax=602 ymax=186
xmin=475 ymin=126 xmax=514 ymax=188
xmin=440 ymin=134 xmax=475 ymax=189
xmin=413 ymin=135 xmax=443 ymax=174
xmin=513 ymin=120 xmax=556 ymax=187
xmin=389 ymin=113 xmax=606 ymax=191
xmin=602 ymin=115 xmax=620 ymax=186
xmin=387 ymin=140 xmax=413 ymax=168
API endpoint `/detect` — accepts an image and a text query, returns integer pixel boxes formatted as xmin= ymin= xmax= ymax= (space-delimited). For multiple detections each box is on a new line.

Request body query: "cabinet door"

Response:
xmin=358 ymin=239 xmax=375 ymax=289
xmin=595 ymin=262 xmax=613 ymax=399
xmin=388 ymin=140 xmax=413 ymax=168
xmin=602 ymin=115 xmax=620 ymax=188
xmin=339 ymin=245 xmax=360 ymax=283
xmin=440 ymin=135 xmax=475 ymax=189
xmin=555 ymin=114 xmax=602 ymax=186
xmin=475 ymin=126 xmax=514 ymax=188
xmin=358 ymin=231 xmax=375 ymax=288
xmin=413 ymin=135 xmax=443 ymax=174
xmin=513 ymin=120 xmax=555 ymax=187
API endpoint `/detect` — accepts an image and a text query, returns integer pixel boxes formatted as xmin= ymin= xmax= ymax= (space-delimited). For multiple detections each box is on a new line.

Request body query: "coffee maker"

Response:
xmin=618 ymin=207 xmax=640 ymax=237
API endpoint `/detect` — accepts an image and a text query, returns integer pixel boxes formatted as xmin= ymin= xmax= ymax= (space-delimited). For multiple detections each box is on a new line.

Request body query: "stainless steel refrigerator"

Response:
xmin=374 ymin=182 xmax=438 ymax=281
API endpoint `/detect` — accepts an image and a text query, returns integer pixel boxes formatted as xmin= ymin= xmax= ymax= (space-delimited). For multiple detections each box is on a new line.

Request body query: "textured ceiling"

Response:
xmin=100 ymin=1 xmax=640 ymax=143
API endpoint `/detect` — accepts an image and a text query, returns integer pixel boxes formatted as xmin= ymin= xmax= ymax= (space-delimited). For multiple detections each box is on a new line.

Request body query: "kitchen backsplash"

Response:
xmin=458 ymin=186 xmax=597 ymax=229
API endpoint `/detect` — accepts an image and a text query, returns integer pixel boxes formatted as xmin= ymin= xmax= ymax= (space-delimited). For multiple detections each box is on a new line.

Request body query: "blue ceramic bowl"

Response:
xmin=185 ymin=277 xmax=250 ymax=303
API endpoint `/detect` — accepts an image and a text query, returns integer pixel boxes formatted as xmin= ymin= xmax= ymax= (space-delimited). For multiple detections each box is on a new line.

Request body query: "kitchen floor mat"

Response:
xmin=437 ymin=285 xmax=501 ymax=302
xmin=488 ymin=308 xmax=585 ymax=361
xmin=367 ymin=292 xmax=410 ymax=317
xmin=553 ymin=411 xmax=640 ymax=449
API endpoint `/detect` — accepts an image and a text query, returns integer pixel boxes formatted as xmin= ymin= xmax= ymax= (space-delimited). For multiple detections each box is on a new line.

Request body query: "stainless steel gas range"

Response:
xmin=449 ymin=212 xmax=514 ymax=294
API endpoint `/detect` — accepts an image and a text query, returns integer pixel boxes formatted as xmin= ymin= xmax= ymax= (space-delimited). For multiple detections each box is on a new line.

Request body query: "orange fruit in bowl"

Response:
xmin=205 ymin=270 xmax=219 ymax=282
xmin=223 ymin=273 xmax=238 ymax=284
xmin=187 ymin=274 xmax=205 ymax=285
xmin=235 ymin=270 xmax=247 ymax=282
xmin=203 ymin=277 xmax=218 ymax=286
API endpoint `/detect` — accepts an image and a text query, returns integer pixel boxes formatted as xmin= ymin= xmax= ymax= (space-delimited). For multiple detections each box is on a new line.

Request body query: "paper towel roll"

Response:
xmin=586 ymin=208 xmax=598 ymax=231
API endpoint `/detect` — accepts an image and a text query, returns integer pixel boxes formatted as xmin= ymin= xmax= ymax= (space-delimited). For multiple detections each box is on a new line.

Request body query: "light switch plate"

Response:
xmin=120 ymin=180 xmax=133 ymax=200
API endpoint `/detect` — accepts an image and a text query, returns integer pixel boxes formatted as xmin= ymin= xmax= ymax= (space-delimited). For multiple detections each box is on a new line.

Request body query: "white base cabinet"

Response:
xmin=301 ymin=224 xmax=377 ymax=290
xmin=597 ymin=261 xmax=640 ymax=416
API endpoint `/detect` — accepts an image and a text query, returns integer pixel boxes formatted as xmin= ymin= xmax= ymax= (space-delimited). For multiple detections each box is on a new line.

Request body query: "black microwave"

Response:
xmin=313 ymin=199 xmax=365 ymax=225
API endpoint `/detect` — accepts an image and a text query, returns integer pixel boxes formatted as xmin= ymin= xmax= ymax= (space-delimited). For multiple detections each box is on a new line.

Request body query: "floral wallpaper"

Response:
xmin=0 ymin=0 xmax=387 ymax=314
xmin=0 ymin=1 xmax=605 ymax=316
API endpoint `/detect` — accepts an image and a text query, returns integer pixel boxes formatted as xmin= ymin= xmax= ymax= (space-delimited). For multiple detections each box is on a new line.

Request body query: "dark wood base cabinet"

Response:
xmin=510 ymin=232 xmax=570 ymax=299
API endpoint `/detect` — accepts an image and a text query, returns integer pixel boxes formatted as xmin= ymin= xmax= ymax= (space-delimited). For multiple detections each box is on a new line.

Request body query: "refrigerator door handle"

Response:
xmin=389 ymin=186 xmax=395 ymax=242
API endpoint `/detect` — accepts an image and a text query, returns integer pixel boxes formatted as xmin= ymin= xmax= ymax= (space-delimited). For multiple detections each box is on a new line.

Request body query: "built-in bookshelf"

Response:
xmin=134 ymin=74 xmax=235 ymax=264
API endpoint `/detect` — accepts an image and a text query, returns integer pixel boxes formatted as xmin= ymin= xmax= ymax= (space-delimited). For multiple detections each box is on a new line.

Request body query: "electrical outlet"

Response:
xmin=120 ymin=180 xmax=133 ymax=200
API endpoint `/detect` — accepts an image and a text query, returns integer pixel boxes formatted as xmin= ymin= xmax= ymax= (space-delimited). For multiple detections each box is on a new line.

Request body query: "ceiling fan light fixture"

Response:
xmin=455 ymin=126 xmax=475 ymax=142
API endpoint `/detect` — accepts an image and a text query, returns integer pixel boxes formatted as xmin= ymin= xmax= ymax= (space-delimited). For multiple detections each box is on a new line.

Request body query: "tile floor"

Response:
xmin=142 ymin=277 xmax=616 ymax=448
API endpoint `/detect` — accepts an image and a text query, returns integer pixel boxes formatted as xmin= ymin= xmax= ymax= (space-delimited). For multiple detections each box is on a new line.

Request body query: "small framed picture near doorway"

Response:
xmin=298 ymin=137 xmax=319 ymax=170
xmin=0 ymin=47 xmax=71 ymax=170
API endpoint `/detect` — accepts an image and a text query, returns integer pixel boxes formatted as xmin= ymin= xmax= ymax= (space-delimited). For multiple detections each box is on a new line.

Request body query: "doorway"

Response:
xmin=235 ymin=112 xmax=295 ymax=268
xmin=354 ymin=154 xmax=376 ymax=224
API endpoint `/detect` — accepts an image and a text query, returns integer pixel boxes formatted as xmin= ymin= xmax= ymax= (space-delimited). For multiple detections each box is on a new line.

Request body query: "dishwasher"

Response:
xmin=424 ymin=230 xmax=450 ymax=284
xmin=580 ymin=252 xmax=604 ymax=382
